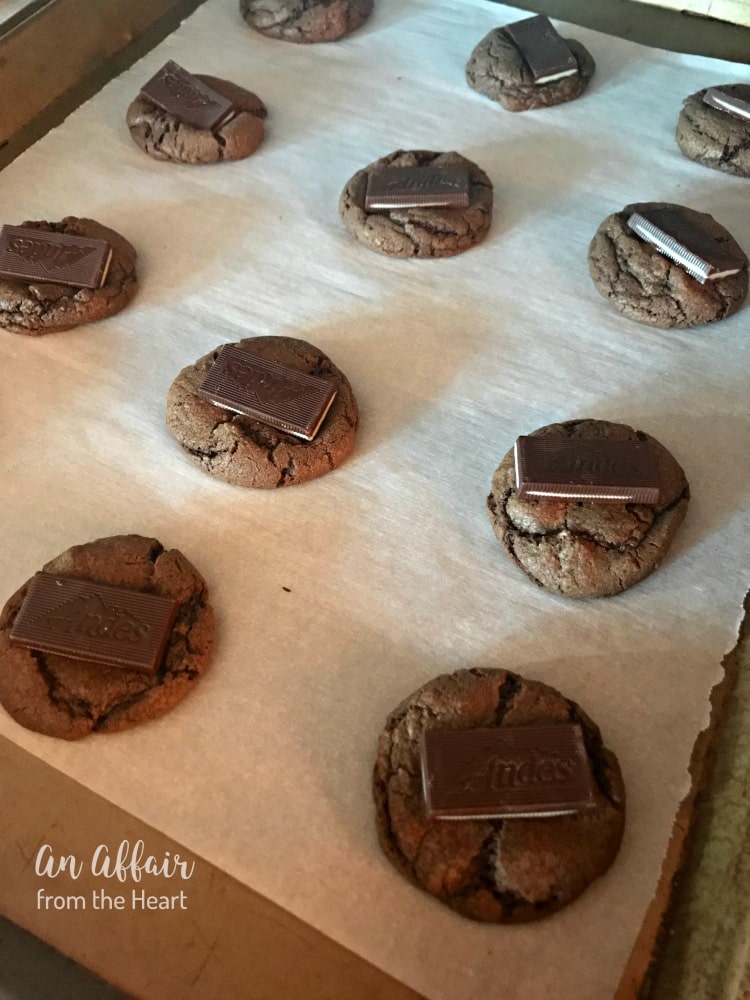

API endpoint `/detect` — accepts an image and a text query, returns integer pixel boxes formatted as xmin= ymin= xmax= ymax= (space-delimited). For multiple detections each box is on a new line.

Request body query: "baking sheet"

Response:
xmin=0 ymin=2 xmax=749 ymax=997
xmin=637 ymin=0 xmax=750 ymax=28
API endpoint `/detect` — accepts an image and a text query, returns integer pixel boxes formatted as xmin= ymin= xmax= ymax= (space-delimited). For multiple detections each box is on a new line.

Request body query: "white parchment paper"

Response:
xmin=1 ymin=2 xmax=749 ymax=997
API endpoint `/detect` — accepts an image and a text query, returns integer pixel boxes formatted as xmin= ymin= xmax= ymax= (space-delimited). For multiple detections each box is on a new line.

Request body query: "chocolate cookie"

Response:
xmin=486 ymin=419 xmax=689 ymax=599
xmin=166 ymin=336 xmax=358 ymax=488
xmin=127 ymin=75 xmax=267 ymax=164
xmin=588 ymin=202 xmax=748 ymax=328
xmin=0 ymin=218 xmax=137 ymax=336
xmin=339 ymin=150 xmax=493 ymax=259
xmin=676 ymin=85 xmax=750 ymax=178
xmin=374 ymin=667 xmax=625 ymax=922
xmin=466 ymin=26 xmax=595 ymax=112
xmin=239 ymin=0 xmax=372 ymax=43
xmin=0 ymin=536 xmax=213 ymax=740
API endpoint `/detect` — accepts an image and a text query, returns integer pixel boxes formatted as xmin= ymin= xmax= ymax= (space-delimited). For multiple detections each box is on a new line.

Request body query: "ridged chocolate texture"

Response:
xmin=421 ymin=723 xmax=595 ymax=819
xmin=628 ymin=207 xmax=746 ymax=283
xmin=9 ymin=573 xmax=179 ymax=675
xmin=703 ymin=87 xmax=750 ymax=123
xmin=514 ymin=435 xmax=661 ymax=504
xmin=502 ymin=15 xmax=578 ymax=84
xmin=0 ymin=225 xmax=112 ymax=289
xmin=140 ymin=60 xmax=235 ymax=130
xmin=364 ymin=165 xmax=470 ymax=210
xmin=197 ymin=344 xmax=337 ymax=441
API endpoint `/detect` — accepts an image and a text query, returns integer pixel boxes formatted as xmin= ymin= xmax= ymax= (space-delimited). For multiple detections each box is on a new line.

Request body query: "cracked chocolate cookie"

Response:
xmin=588 ymin=202 xmax=748 ymax=328
xmin=239 ymin=0 xmax=372 ymax=43
xmin=487 ymin=419 xmax=689 ymax=599
xmin=166 ymin=336 xmax=358 ymax=488
xmin=374 ymin=667 xmax=625 ymax=922
xmin=676 ymin=85 xmax=750 ymax=178
xmin=0 ymin=218 xmax=137 ymax=336
xmin=339 ymin=150 xmax=493 ymax=259
xmin=127 ymin=75 xmax=267 ymax=164
xmin=0 ymin=535 xmax=213 ymax=740
xmin=466 ymin=27 xmax=595 ymax=112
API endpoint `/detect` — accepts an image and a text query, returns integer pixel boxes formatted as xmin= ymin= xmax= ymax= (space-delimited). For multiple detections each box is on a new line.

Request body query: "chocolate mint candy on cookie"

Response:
xmin=167 ymin=336 xmax=358 ymax=488
xmin=127 ymin=64 xmax=266 ymax=165
xmin=364 ymin=164 xmax=470 ymax=211
xmin=374 ymin=668 xmax=625 ymax=922
xmin=10 ymin=574 xmax=179 ymax=676
xmin=339 ymin=150 xmax=493 ymax=259
xmin=487 ymin=419 xmax=689 ymax=599
xmin=466 ymin=15 xmax=595 ymax=112
xmin=0 ymin=536 xmax=213 ymax=740
xmin=421 ymin=723 xmax=596 ymax=820
xmin=0 ymin=217 xmax=136 ymax=336
xmin=140 ymin=61 xmax=235 ymax=131
xmin=239 ymin=0 xmax=373 ymax=43
xmin=676 ymin=84 xmax=750 ymax=178
xmin=514 ymin=434 xmax=662 ymax=504
xmin=196 ymin=344 xmax=338 ymax=441
xmin=0 ymin=225 xmax=113 ymax=290
xmin=588 ymin=202 xmax=747 ymax=328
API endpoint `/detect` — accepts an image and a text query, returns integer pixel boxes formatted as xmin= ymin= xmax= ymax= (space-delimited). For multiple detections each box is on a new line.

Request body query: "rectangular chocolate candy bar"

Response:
xmin=502 ymin=15 xmax=578 ymax=85
xmin=364 ymin=165 xmax=470 ymax=211
xmin=421 ymin=723 xmax=595 ymax=820
xmin=140 ymin=60 xmax=234 ymax=130
xmin=0 ymin=225 xmax=112 ymax=289
xmin=514 ymin=435 xmax=661 ymax=504
xmin=703 ymin=87 xmax=750 ymax=124
xmin=627 ymin=209 xmax=745 ymax=284
xmin=197 ymin=345 xmax=337 ymax=441
xmin=9 ymin=574 xmax=179 ymax=675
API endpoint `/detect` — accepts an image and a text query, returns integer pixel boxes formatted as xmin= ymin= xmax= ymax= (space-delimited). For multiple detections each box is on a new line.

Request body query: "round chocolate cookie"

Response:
xmin=166 ymin=336 xmax=358 ymax=488
xmin=486 ymin=419 xmax=689 ymax=599
xmin=588 ymin=203 xmax=748 ymax=328
xmin=374 ymin=667 xmax=625 ymax=922
xmin=0 ymin=535 xmax=213 ymax=740
xmin=466 ymin=27 xmax=595 ymax=112
xmin=239 ymin=0 xmax=372 ymax=43
xmin=676 ymin=85 xmax=750 ymax=178
xmin=0 ymin=218 xmax=137 ymax=336
xmin=127 ymin=75 xmax=267 ymax=164
xmin=339 ymin=150 xmax=493 ymax=259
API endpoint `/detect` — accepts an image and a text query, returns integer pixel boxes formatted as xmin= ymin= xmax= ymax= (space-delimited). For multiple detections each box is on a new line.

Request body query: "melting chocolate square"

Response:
xmin=628 ymin=208 xmax=745 ymax=284
xmin=421 ymin=723 xmax=596 ymax=820
xmin=10 ymin=574 xmax=179 ymax=675
xmin=364 ymin=165 xmax=470 ymax=211
xmin=0 ymin=225 xmax=112 ymax=289
xmin=197 ymin=345 xmax=337 ymax=441
xmin=140 ymin=60 xmax=234 ymax=130
xmin=502 ymin=15 xmax=578 ymax=85
xmin=514 ymin=435 xmax=661 ymax=504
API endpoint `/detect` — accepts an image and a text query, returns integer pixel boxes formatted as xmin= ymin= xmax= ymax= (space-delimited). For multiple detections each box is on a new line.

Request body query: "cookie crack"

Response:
xmin=184 ymin=443 xmax=225 ymax=465
xmin=147 ymin=540 xmax=164 ymax=564
xmin=92 ymin=691 xmax=149 ymax=730
xmin=449 ymin=825 xmax=543 ymax=917
xmin=494 ymin=672 xmax=521 ymax=723
xmin=30 ymin=649 xmax=94 ymax=720
xmin=501 ymin=485 xmax=687 ymax=553
xmin=720 ymin=141 xmax=742 ymax=164
xmin=567 ymin=703 xmax=620 ymax=808
xmin=366 ymin=212 xmax=420 ymax=255
xmin=278 ymin=458 xmax=296 ymax=486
